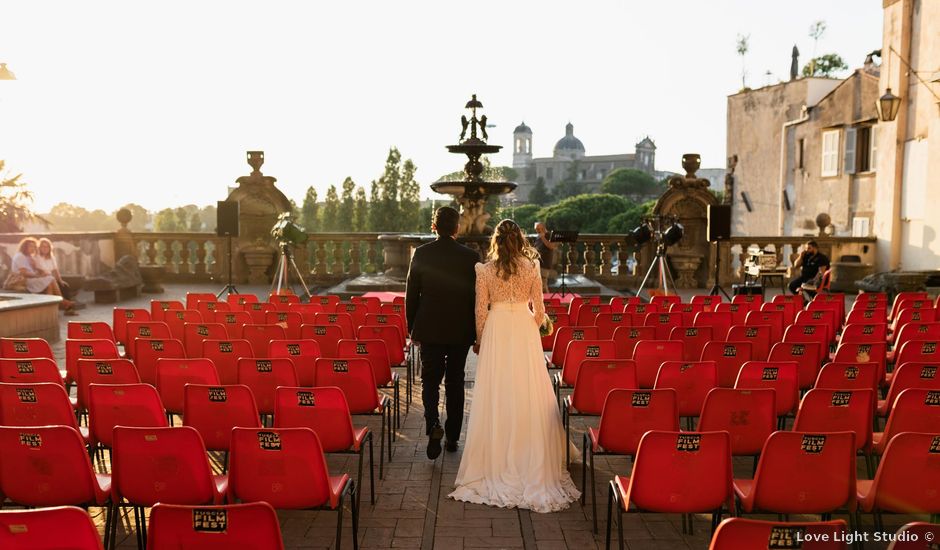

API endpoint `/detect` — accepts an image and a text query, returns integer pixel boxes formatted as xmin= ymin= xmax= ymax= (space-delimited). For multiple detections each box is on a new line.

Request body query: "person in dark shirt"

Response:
xmin=533 ymin=222 xmax=557 ymax=292
xmin=788 ymin=240 xmax=830 ymax=294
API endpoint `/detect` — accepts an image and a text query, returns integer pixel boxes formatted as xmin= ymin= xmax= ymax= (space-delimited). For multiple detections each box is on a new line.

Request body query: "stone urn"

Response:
xmin=241 ymin=244 xmax=276 ymax=285
xmin=682 ymin=154 xmax=702 ymax=178
xmin=668 ymin=253 xmax=703 ymax=288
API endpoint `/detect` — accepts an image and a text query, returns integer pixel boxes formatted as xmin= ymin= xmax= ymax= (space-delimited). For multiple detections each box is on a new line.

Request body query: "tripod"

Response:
xmin=636 ymin=242 xmax=679 ymax=298
xmin=215 ymin=234 xmax=239 ymax=299
xmin=270 ymin=242 xmax=312 ymax=300
xmin=708 ymin=240 xmax=731 ymax=300
xmin=552 ymin=249 xmax=571 ymax=298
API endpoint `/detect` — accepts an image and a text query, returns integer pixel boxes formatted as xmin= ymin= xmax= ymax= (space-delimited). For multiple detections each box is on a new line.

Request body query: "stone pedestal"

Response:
xmin=242 ymin=245 xmax=276 ymax=285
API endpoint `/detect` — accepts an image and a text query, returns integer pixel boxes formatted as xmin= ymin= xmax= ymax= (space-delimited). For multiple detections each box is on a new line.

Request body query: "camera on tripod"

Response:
xmin=270 ymin=212 xmax=312 ymax=299
xmin=271 ymin=212 xmax=309 ymax=248
xmin=630 ymin=214 xmax=684 ymax=298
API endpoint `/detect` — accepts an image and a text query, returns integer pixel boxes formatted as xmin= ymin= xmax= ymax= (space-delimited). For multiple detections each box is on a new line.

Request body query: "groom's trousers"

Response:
xmin=420 ymin=343 xmax=469 ymax=443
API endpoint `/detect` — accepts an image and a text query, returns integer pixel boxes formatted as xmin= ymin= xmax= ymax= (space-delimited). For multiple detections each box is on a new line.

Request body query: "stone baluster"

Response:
xmin=146 ymin=240 xmax=158 ymax=266
xmin=582 ymin=241 xmax=597 ymax=277
xmin=365 ymin=241 xmax=377 ymax=274
xmin=179 ymin=242 xmax=192 ymax=275
xmin=330 ymin=240 xmax=344 ymax=275
xmin=618 ymin=242 xmax=630 ymax=281
xmin=349 ymin=241 xmax=361 ymax=277
xmin=162 ymin=240 xmax=174 ymax=271
xmin=194 ymin=241 xmax=207 ymax=276
xmin=314 ymin=241 xmax=328 ymax=276
xmin=599 ymin=241 xmax=613 ymax=277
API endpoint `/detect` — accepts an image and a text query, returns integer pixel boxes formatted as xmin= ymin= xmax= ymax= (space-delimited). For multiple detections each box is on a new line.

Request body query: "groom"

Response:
xmin=405 ymin=206 xmax=478 ymax=459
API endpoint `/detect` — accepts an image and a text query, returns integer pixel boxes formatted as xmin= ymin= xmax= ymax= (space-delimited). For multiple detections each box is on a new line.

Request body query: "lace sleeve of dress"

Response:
xmin=529 ymin=260 xmax=545 ymax=327
xmin=474 ymin=262 xmax=489 ymax=342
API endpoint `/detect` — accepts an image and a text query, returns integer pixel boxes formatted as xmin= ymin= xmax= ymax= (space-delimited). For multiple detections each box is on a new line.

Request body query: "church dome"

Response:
xmin=554 ymin=122 xmax=585 ymax=153
xmin=513 ymin=121 xmax=532 ymax=134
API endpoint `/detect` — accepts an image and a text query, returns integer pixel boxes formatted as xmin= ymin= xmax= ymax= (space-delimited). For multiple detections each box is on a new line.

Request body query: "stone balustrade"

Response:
xmin=0 ymin=231 xmax=117 ymax=279
xmin=306 ymin=233 xmax=390 ymax=285
xmin=133 ymin=232 xmax=222 ymax=281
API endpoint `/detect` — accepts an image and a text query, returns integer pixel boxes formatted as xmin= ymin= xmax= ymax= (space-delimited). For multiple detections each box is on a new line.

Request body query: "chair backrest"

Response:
xmin=867 ymin=432 xmax=940 ymax=514
xmin=229 ymin=427 xmax=337 ymax=509
xmin=88 ymin=383 xmax=168 ymax=448
xmin=761 ymin=301 xmax=796 ymax=326
xmin=197 ymin=300 xmax=230 ymax=318
xmin=265 ymin=310 xmax=303 ymax=340
xmin=201 ymin=339 xmax=255 ymax=385
xmin=879 ymin=388 xmax=940 ymax=450
xmin=151 ymin=300 xmax=185 ymax=322
xmin=847 ymin=307 xmax=888 ymax=325
xmin=891 ymin=305 xmax=936 ymax=332
xmin=624 ymin=302 xmax=659 ymax=326
xmin=569 ymin=359 xmax=637 ymax=415
xmin=358 ymin=325 xmax=406 ymax=365
xmin=612 ymin=326 xmax=656 ymax=359
xmin=609 ymin=295 xmax=641 ymax=312
xmin=653 ymin=360 xmax=718 ymax=417
xmin=690 ymin=294 xmax=723 ymax=312
xmin=112 ymin=426 xmax=217 ymax=506
xmin=801 ymin=305 xmax=840 ymax=339
xmin=669 ymin=325 xmax=713 ymax=362
xmin=793 ymin=389 xmax=874 ymax=451
xmin=156 ymin=358 xmax=221 ymax=414
xmin=182 ymin=323 xmax=228 ymax=359
xmin=0 ymin=382 xmax=80 ymax=431
xmin=213 ymin=310 xmax=252 ymax=339
xmin=65 ymin=338 xmax=119 ymax=386
xmin=628 ymin=430 xmax=733 ymax=513
xmin=133 ymin=338 xmax=186 ymax=385
xmin=893 ymin=339 xmax=940 ymax=368
xmin=670 ymin=302 xmax=705 ymax=327
xmin=313 ymin=311 xmax=355 ymax=339
xmin=750 ymin=431 xmax=856 ymax=514
xmin=0 ymin=337 xmax=54 ymax=361
xmin=313 ymin=358 xmax=381 ymax=414
xmin=594 ymin=312 xmax=631 ymax=340
xmin=241 ymin=324 xmax=287 ymax=360
xmin=550 ymin=326 xmax=599 ymax=367
xmin=574 ymin=303 xmax=611 ymax=326
xmin=709 ymin=518 xmax=849 ymax=550
xmin=226 ymin=293 xmax=259 ymax=308
xmin=893 ymin=321 xmax=940 ymax=350
xmin=560 ymin=339 xmax=616 ymax=387
xmin=714 ymin=303 xmax=749 ymax=327
xmin=126 ymin=321 xmax=172 ymax=360
xmin=364 ymin=313 xmax=407 ymax=347
xmin=0 ymin=358 xmax=62 ymax=386
xmin=0 ymin=506 xmax=104 ymax=550
xmin=542 ymin=311 xmax=570 ymax=351
xmin=351 ymin=295 xmax=381 ymax=313
xmin=727 ymin=324 xmax=773 ymax=361
xmin=337 ymin=338 xmax=393 ymax=386
xmin=183 ymin=384 xmax=260 ymax=452
xmin=147 ymin=502 xmax=284 ymax=550
xmin=312 ymin=294 xmax=342 ymax=309
xmin=236 ymin=357 xmax=298 ymax=415
xmin=783 ymin=322 xmax=831 ymax=352
xmin=832 ymin=342 xmax=888 ymax=384
xmin=274 ymin=386 xmax=357 ymax=452
xmin=700 ymin=341 xmax=754 ymax=388
xmin=697 ymin=388 xmax=776 ymax=456
xmin=0 ymin=425 xmax=100 ymax=507
xmin=299 ymin=324 xmax=345 ymax=358
xmin=113 ymin=308 xmax=151 ymax=345
xmin=768 ymin=341 xmax=823 ymax=390
xmin=814 ymin=362 xmax=879 ymax=395
xmin=632 ymin=340 xmax=684 ymax=388
xmin=66 ymin=321 xmax=114 ymax=341
xmin=694 ymin=311 xmax=733 ymax=341
xmin=75 ymin=358 xmax=140 ymax=410
xmin=290 ymin=303 xmax=326 ymax=325
xmin=269 ymin=292 xmax=301 ymax=311
xmin=185 ymin=293 xmax=218 ymax=311
xmin=268 ymin=339 xmax=321 ymax=387
xmin=244 ymin=302 xmax=276 ymax=325
xmin=734 ymin=361 xmax=800 ymax=416
xmin=595 ymin=388 xmax=679 ymax=455
xmin=745 ymin=310 xmax=784 ymax=344
xmin=649 ymin=294 xmax=681 ymax=310
xmin=839 ymin=323 xmax=887 ymax=344
xmin=165 ymin=309 xmax=204 ymax=341
xmin=644 ymin=311 xmax=684 ymax=340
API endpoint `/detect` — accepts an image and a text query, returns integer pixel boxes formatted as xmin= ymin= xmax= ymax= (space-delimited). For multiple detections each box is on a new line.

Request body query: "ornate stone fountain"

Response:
xmin=431 ymin=95 xmax=516 ymax=235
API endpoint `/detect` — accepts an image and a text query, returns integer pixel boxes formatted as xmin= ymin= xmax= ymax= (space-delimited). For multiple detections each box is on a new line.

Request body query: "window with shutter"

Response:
xmin=821 ymin=130 xmax=840 ymax=177
xmin=870 ymin=126 xmax=878 ymax=172
xmin=843 ymin=127 xmax=857 ymax=175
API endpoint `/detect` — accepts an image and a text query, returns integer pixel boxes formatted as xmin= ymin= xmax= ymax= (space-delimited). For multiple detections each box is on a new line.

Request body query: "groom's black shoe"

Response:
xmin=427 ymin=423 xmax=444 ymax=459
xmin=445 ymin=440 xmax=458 ymax=453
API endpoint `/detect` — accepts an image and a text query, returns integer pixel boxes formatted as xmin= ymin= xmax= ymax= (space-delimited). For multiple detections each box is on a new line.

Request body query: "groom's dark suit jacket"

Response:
xmin=405 ymin=237 xmax=478 ymax=346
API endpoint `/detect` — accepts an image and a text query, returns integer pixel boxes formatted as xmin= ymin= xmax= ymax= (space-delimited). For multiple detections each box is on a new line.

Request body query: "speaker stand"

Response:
xmin=216 ymin=234 xmax=239 ymax=298
xmin=708 ymin=240 xmax=731 ymax=300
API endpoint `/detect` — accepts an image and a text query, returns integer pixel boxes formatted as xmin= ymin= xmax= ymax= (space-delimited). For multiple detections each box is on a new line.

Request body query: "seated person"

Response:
xmin=788 ymin=240 xmax=830 ymax=296
xmin=35 ymin=238 xmax=74 ymax=301
xmin=5 ymin=237 xmax=77 ymax=314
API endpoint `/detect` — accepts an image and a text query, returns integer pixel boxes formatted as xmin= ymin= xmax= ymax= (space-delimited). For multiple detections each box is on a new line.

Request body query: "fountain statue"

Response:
xmin=431 ymin=95 xmax=517 ymax=235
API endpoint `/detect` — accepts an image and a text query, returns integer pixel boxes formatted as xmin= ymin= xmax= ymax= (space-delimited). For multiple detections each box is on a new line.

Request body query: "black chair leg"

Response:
xmin=368 ymin=434 xmax=375 ymax=504
xmin=379 ymin=411 xmax=386 ymax=479
xmin=590 ymin=448 xmax=598 ymax=535
xmin=336 ymin=492 xmax=345 ymax=550
xmin=605 ymin=484 xmax=614 ymax=550
xmin=351 ymin=482 xmax=360 ymax=550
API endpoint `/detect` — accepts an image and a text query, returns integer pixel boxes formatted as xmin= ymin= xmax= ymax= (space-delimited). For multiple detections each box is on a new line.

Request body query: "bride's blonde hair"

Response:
xmin=487 ymin=219 xmax=538 ymax=280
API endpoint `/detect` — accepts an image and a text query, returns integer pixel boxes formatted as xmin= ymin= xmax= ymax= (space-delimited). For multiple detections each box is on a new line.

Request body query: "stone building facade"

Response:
xmin=511 ymin=122 xmax=656 ymax=201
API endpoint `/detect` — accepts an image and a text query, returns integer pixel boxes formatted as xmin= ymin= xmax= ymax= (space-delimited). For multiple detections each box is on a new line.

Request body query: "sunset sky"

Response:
xmin=0 ymin=0 xmax=882 ymax=213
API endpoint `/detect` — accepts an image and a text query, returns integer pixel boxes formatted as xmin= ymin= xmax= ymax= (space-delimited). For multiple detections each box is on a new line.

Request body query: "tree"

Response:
xmin=376 ymin=148 xmax=402 ymax=231
xmin=399 ymin=159 xmax=421 ymax=232
xmin=188 ymin=212 xmax=202 ymax=232
xmin=153 ymin=208 xmax=178 ymax=232
xmin=736 ymin=34 xmax=750 ymax=90
xmin=497 ymin=203 xmax=540 ymax=231
xmin=353 ymin=186 xmax=368 ymax=231
xmin=606 ymin=200 xmax=656 ymax=233
xmin=537 ymin=194 xmax=633 ymax=234
xmin=338 ymin=177 xmax=356 ymax=231
xmin=0 ymin=161 xmax=45 ymax=232
xmin=551 ymin=161 xmax=584 ymax=201
xmin=174 ymin=208 xmax=189 ymax=230
xmin=802 ymin=53 xmax=848 ymax=77
xmin=45 ymin=203 xmax=110 ymax=231
xmin=300 ymin=186 xmax=319 ymax=232
xmin=199 ymin=204 xmax=217 ymax=233
xmin=368 ymin=180 xmax=381 ymax=231
xmin=600 ymin=168 xmax=664 ymax=198
xmin=322 ymin=185 xmax=340 ymax=231
xmin=528 ymin=177 xmax=550 ymax=206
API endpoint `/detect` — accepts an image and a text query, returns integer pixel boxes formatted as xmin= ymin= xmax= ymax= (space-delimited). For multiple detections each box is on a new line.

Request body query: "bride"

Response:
xmin=449 ymin=219 xmax=580 ymax=513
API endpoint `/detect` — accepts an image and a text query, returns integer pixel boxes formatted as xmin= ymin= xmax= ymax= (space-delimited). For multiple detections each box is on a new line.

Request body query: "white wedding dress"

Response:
xmin=449 ymin=259 xmax=580 ymax=513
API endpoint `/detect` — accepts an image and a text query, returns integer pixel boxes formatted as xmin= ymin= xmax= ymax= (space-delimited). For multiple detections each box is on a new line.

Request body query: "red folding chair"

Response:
xmin=201 ymin=339 xmax=254 ymax=385
xmin=814 ymin=361 xmax=879 ymax=395
xmin=185 ymin=293 xmax=217 ymax=311
xmin=364 ymin=313 xmax=407 ymax=348
xmin=783 ymin=322 xmax=831 ymax=356
xmin=133 ymin=338 xmax=185 ymax=385
xmin=0 ymin=337 xmax=54 ymax=361
xmin=715 ymin=303 xmax=748 ymax=327
xmin=0 ymin=357 xmax=64 ymax=387
xmin=670 ymin=325 xmax=713 ymax=362
xmin=314 ymin=312 xmax=355 ymax=339
xmin=147 ymin=502 xmax=284 ymax=550
xmin=244 ymin=301 xmax=276 ymax=324
xmin=183 ymin=384 xmax=260 ymax=453
xmin=265 ymin=310 xmax=303 ymax=340
xmin=594 ymin=312 xmax=630 ymax=340
xmin=351 ymin=295 xmax=381 ymax=314
xmin=182 ymin=322 xmax=227 ymax=358
xmin=549 ymin=326 xmax=598 ymax=369
xmin=671 ymin=302 xmax=705 ymax=327
xmin=213 ymin=310 xmax=252 ymax=339
xmin=290 ymin=303 xmax=326 ymax=324
xmin=612 ymin=325 xmax=656 ymax=360
xmin=691 ymin=294 xmax=723 ymax=312
xmin=150 ymin=300 xmax=184 ymax=322
xmin=735 ymin=361 xmax=799 ymax=420
xmin=762 ymin=300 xmax=796 ymax=326
xmin=312 ymin=294 xmax=342 ymax=309
xmin=890 ymin=305 xmax=935 ymax=334
xmin=226 ymin=293 xmax=259 ymax=309
xmin=745 ymin=310 xmax=784 ymax=344
xmin=269 ymin=339 xmax=321 ymax=386
xmin=561 ymin=358 xmax=636 ymax=465
xmin=890 ymin=321 xmax=940 ymax=354
xmin=67 ymin=321 xmax=115 ymax=341
xmin=878 ymin=362 xmax=940 ymax=418
xmin=794 ymin=388 xmax=875 ymax=475
xmin=75 ymin=358 xmax=140 ymax=411
xmin=164 ymin=309 xmax=204 ymax=341
xmin=857 ymin=432 xmax=940 ymax=529
xmin=802 ymin=304 xmax=840 ymax=341
xmin=697 ymin=388 xmax=776 ymax=457
xmin=301 ymin=324 xmax=345 ymax=358
xmin=337 ymin=339 xmax=401 ymax=430
xmin=839 ymin=323 xmax=887 ymax=345
xmin=155 ymin=358 xmax=220 ymax=417
xmin=847 ymin=307 xmax=888 ymax=325
xmin=574 ymin=303 xmax=611 ymax=326
xmin=196 ymin=300 xmax=229 ymax=319
xmin=241 ymin=324 xmax=287 ymax=360
xmin=632 ymin=340 xmax=683 ymax=388
xmin=644 ymin=311 xmax=684 ymax=340
xmin=268 ymin=292 xmax=301 ymax=311
xmin=694 ymin=311 xmax=733 ymax=341
xmin=113 ymin=308 xmax=150 ymax=346
xmin=768 ymin=341 xmax=823 ymax=390
xmin=336 ymin=303 xmax=368 ymax=330
xmin=554 ymin=339 xmax=617 ymax=397
xmin=709 ymin=518 xmax=848 ymax=550
xmin=0 ymin=506 xmax=105 ymax=550
xmin=700 ymin=341 xmax=753 ymax=388
xmin=649 ymin=294 xmax=681 ymax=310
xmin=874 ymin=388 xmax=940 ymax=457
xmin=236 ymin=357 xmax=298 ymax=417
xmin=890 ymin=340 xmax=940 ymax=380
xmin=731 ymin=293 xmax=763 ymax=308
xmin=654 ymin=360 xmax=718 ymax=421
xmin=0 ymin=382 xmax=88 ymax=444
xmin=889 ymin=292 xmax=929 ymax=321
xmin=88 ymin=383 xmax=169 ymax=455
xmin=125 ymin=321 xmax=171 ymax=361
xmin=624 ymin=303 xmax=659 ymax=327
xmin=609 ymin=295 xmax=640 ymax=312
xmin=832 ymin=342 xmax=887 ymax=386
xmin=727 ymin=324 xmax=773 ymax=361
xmin=228 ymin=427 xmax=359 ymax=550
xmin=65 ymin=339 xmax=119 ymax=388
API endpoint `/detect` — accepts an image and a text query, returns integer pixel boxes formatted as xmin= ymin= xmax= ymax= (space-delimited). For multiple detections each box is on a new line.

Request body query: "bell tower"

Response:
xmin=512 ymin=121 xmax=532 ymax=169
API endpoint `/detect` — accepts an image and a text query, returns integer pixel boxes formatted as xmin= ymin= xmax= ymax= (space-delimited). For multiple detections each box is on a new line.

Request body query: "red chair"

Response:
xmin=65 ymin=338 xmax=119 ymax=388
xmin=735 ymin=361 xmax=799 ymax=419
xmin=832 ymin=342 xmax=887 ymax=385
xmin=697 ymin=388 xmax=776 ymax=457
xmin=228 ymin=427 xmax=359 ymax=550
xmin=847 ymin=307 xmax=888 ymax=325
xmin=624 ymin=302 xmax=659 ymax=327
xmin=133 ymin=338 xmax=185 ymax=385
xmin=213 ymin=310 xmax=252 ymax=339
xmin=574 ymin=303 xmax=611 ymax=326
xmin=125 ymin=321 xmax=171 ymax=360
xmin=185 ymin=292 xmax=217 ymax=311
xmin=147 ymin=502 xmax=284 ymax=550
xmin=236 ymin=357 xmax=298 ymax=416
xmin=607 ymin=431 xmax=733 ymax=547
xmin=654 ymin=360 xmax=718 ymax=420
xmin=890 ymin=292 xmax=929 ymax=320
xmin=582 ymin=389 xmax=678 ymax=533
xmin=336 ymin=302 xmax=368 ymax=329
xmin=745 ymin=310 xmax=784 ymax=344
xmin=700 ymin=341 xmax=754 ymax=388
xmin=783 ymin=322 xmax=831 ymax=354
xmin=351 ymin=295 xmax=381 ymax=314
xmin=715 ymin=302 xmax=748 ymax=326
xmin=245 ymin=302 xmax=276 ymax=324
xmin=890 ymin=340 xmax=940 ymax=376
xmin=691 ymin=294 xmax=723 ymax=312
xmin=365 ymin=312 xmax=407 ymax=348
xmin=733 ymin=431 xmax=856 ymax=517
xmin=150 ymin=300 xmax=184 ymax=322
xmin=594 ymin=312 xmax=630 ymax=340
xmin=226 ymin=293 xmax=259 ymax=309
xmin=241 ymin=324 xmax=287 ymax=360
xmin=554 ymin=339 xmax=617 ymax=394
xmin=112 ymin=308 xmax=150 ymax=346
xmin=890 ymin=321 xmax=940 ymax=354
xmin=644 ymin=311 xmax=684 ymax=340
xmin=155 ymin=357 xmax=220 ymax=416
xmin=358 ymin=325 xmax=406 ymax=366
xmin=670 ymin=302 xmax=705 ymax=327
xmin=794 ymin=388 xmax=875 ymax=474
xmin=182 ymin=322 xmax=227 ymax=358
xmin=183 ymin=384 xmax=260 ymax=453
xmin=87 ymin=383 xmax=168 ymax=453
xmin=313 ymin=294 xmax=342 ymax=309
xmin=732 ymin=292 xmax=765 ymax=308
xmin=762 ymin=300 xmax=796 ymax=326
xmin=568 ymin=295 xmax=601 ymax=315
xmin=874 ymin=389 xmax=940 ymax=456
xmin=801 ymin=305 xmax=840 ymax=341
xmin=164 ymin=309 xmax=204 ymax=341
xmin=728 ymin=324 xmax=773 ymax=361
xmin=561 ymin=359 xmax=636 ymax=464
xmin=883 ymin=523 xmax=940 ymax=550
xmin=301 ymin=324 xmax=345 ymax=358
xmin=291 ymin=302 xmax=326 ymax=324
xmin=549 ymin=326 xmax=598 ymax=369
xmin=612 ymin=326 xmax=656 ymax=359
xmin=268 ymin=292 xmax=301 ymax=311
xmin=709 ymin=518 xmax=849 ymax=550
xmin=839 ymin=323 xmax=887 ymax=345
xmin=109 ymin=426 xmax=228 ymax=547
xmin=0 ymin=357 xmax=64 ymax=387
xmin=0 ymin=506 xmax=105 ymax=550
xmin=669 ymin=325 xmax=713 ymax=362
xmin=196 ymin=299 xmax=230 ymax=319
xmin=314 ymin=358 xmax=393 ymax=473
xmin=878 ymin=362 xmax=940 ymax=418
xmin=337 ymin=339 xmax=401 ymax=429
xmin=0 ymin=382 xmax=88 ymax=443
xmin=694 ymin=311 xmax=733 ymax=341
xmin=201 ymin=339 xmax=254 ymax=385
xmin=609 ymin=295 xmax=640 ymax=312
xmin=891 ymin=307 xmax=936 ymax=334
xmin=814 ymin=362 xmax=880 ymax=395
xmin=75 ymin=358 xmax=139 ymax=411
xmin=649 ymin=294 xmax=681 ymax=310
xmin=314 ymin=312 xmax=355 ymax=339
xmin=269 ymin=339 xmax=321 ymax=386
xmin=265 ymin=310 xmax=303 ymax=340
xmin=857 ymin=432 xmax=940 ymax=529
xmin=632 ymin=340 xmax=683 ymax=388
xmin=67 ymin=321 xmax=115 ymax=341
xmin=768 ymin=341 xmax=823 ymax=390
xmin=0 ymin=337 xmax=54 ymax=361
xmin=275 ymin=386 xmax=376 ymax=506
xmin=813 ymin=293 xmax=846 ymax=324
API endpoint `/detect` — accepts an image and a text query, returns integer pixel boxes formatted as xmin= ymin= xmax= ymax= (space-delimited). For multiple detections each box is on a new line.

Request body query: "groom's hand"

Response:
xmin=473 ymin=343 xmax=480 ymax=355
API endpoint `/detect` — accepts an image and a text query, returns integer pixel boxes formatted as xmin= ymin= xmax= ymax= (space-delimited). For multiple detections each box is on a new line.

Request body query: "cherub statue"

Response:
xmin=460 ymin=115 xmax=469 ymax=141
xmin=479 ymin=115 xmax=488 ymax=141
